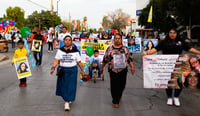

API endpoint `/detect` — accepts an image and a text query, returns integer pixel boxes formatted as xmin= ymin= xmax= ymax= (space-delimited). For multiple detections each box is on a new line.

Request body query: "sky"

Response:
xmin=0 ymin=0 xmax=136 ymax=29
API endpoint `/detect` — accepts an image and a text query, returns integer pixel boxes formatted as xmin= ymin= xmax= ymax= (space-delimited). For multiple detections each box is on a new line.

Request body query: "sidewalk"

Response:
xmin=0 ymin=53 xmax=8 ymax=62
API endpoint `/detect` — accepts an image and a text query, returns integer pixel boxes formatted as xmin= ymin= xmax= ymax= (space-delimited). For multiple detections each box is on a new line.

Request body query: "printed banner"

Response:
xmin=142 ymin=39 xmax=158 ymax=54
xmin=32 ymin=39 xmax=42 ymax=52
xmin=143 ymin=54 xmax=200 ymax=89
xmin=14 ymin=57 xmax=32 ymax=79
xmin=128 ymin=37 xmax=141 ymax=53
xmin=81 ymin=42 xmax=107 ymax=63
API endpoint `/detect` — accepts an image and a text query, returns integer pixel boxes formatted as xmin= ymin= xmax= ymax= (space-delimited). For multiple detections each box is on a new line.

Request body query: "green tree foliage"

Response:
xmin=138 ymin=0 xmax=200 ymax=32
xmin=3 ymin=6 xmax=25 ymax=29
xmin=25 ymin=10 xmax=61 ymax=31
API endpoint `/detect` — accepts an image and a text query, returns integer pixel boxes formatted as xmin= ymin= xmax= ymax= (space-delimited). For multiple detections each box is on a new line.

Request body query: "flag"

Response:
xmin=74 ymin=21 xmax=77 ymax=30
xmin=69 ymin=12 xmax=71 ymax=32
xmin=147 ymin=6 xmax=153 ymax=23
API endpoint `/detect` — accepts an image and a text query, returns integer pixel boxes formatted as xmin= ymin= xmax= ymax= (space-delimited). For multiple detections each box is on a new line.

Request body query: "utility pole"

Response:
xmin=57 ymin=0 xmax=61 ymax=16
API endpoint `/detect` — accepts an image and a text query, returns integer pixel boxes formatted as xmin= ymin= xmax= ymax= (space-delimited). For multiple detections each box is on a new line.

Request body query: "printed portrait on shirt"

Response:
xmin=32 ymin=40 xmax=42 ymax=52
xmin=113 ymin=54 xmax=126 ymax=69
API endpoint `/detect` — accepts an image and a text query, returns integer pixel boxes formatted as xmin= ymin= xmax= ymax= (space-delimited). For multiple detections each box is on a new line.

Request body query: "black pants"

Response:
xmin=11 ymin=40 xmax=15 ymax=48
xmin=48 ymin=42 xmax=53 ymax=51
xmin=20 ymin=78 xmax=27 ymax=83
xmin=109 ymin=68 xmax=127 ymax=104
xmin=166 ymin=88 xmax=182 ymax=98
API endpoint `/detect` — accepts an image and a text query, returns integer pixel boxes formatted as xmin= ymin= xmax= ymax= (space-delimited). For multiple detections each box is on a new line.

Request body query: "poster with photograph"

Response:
xmin=128 ymin=37 xmax=141 ymax=53
xmin=80 ymin=42 xmax=107 ymax=63
xmin=143 ymin=39 xmax=158 ymax=54
xmin=143 ymin=54 xmax=200 ymax=89
xmin=14 ymin=57 xmax=32 ymax=79
xmin=123 ymin=39 xmax=128 ymax=47
xmin=113 ymin=54 xmax=126 ymax=69
xmin=32 ymin=39 xmax=42 ymax=52
xmin=73 ymin=41 xmax=81 ymax=52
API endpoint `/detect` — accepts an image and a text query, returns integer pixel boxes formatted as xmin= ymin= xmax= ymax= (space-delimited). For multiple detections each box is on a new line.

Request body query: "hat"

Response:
xmin=36 ymin=29 xmax=40 ymax=32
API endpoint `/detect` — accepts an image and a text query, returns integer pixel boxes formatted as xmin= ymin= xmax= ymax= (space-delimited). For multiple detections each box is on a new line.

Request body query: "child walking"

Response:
xmin=12 ymin=40 xmax=28 ymax=87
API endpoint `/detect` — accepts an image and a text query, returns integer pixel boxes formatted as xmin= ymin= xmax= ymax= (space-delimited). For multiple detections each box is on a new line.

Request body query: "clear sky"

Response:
xmin=0 ymin=0 xmax=136 ymax=29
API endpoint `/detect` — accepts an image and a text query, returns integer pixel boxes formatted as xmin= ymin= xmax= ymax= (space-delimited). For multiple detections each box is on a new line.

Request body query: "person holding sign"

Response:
xmin=50 ymin=35 xmax=84 ymax=111
xmin=142 ymin=28 xmax=200 ymax=107
xmin=12 ymin=40 xmax=28 ymax=87
xmin=100 ymin=33 xmax=134 ymax=108
xmin=30 ymin=29 xmax=47 ymax=66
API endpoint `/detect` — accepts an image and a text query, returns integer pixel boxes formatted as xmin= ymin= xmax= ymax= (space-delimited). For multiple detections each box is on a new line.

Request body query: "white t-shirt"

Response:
xmin=58 ymin=33 xmax=71 ymax=41
xmin=93 ymin=33 xmax=98 ymax=39
xmin=89 ymin=56 xmax=102 ymax=64
xmin=15 ymin=33 xmax=22 ymax=42
xmin=55 ymin=49 xmax=81 ymax=67
xmin=47 ymin=35 xmax=54 ymax=42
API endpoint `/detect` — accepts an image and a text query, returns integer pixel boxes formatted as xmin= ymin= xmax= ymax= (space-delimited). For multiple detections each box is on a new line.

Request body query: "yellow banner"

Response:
xmin=14 ymin=58 xmax=27 ymax=63
xmin=81 ymin=42 xmax=107 ymax=51
xmin=18 ymin=72 xmax=31 ymax=78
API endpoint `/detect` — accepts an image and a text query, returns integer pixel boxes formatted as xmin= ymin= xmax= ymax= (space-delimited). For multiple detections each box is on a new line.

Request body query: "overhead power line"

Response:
xmin=27 ymin=0 xmax=50 ymax=10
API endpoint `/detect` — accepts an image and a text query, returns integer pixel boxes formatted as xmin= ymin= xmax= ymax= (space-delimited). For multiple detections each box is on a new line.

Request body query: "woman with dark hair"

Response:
xmin=144 ymin=40 xmax=155 ymax=51
xmin=184 ymin=69 xmax=200 ymax=89
xmin=143 ymin=28 xmax=200 ymax=107
xmin=17 ymin=62 xmax=28 ymax=74
xmin=128 ymin=38 xmax=136 ymax=54
xmin=126 ymin=32 xmax=132 ymax=39
xmin=50 ymin=35 xmax=84 ymax=111
xmin=188 ymin=55 xmax=200 ymax=71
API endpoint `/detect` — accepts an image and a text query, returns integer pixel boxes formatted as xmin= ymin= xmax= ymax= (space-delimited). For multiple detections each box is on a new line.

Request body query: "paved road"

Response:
xmin=0 ymin=43 xmax=200 ymax=116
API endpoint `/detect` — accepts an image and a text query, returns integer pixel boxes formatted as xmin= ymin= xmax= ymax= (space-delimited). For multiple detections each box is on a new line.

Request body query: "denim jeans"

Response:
xmin=89 ymin=63 xmax=101 ymax=77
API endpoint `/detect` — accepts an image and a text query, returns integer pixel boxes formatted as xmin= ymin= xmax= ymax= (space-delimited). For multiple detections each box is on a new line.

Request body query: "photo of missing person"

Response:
xmin=34 ymin=42 xmax=40 ymax=49
xmin=128 ymin=38 xmax=136 ymax=46
xmin=143 ymin=40 xmax=155 ymax=51
xmin=183 ymin=69 xmax=200 ymax=89
xmin=17 ymin=62 xmax=29 ymax=74
xmin=113 ymin=54 xmax=126 ymax=69
xmin=143 ymin=39 xmax=158 ymax=54
xmin=32 ymin=40 xmax=42 ymax=52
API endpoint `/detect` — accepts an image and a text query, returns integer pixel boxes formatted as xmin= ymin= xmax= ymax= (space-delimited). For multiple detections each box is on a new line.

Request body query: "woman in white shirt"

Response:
xmin=50 ymin=35 xmax=84 ymax=111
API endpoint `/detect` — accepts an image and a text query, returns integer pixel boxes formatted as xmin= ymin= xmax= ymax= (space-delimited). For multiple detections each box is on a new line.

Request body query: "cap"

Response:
xmin=36 ymin=29 xmax=40 ymax=32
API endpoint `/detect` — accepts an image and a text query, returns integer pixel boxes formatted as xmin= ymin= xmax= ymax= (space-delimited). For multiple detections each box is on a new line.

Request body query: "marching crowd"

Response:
xmin=7 ymin=27 xmax=200 ymax=111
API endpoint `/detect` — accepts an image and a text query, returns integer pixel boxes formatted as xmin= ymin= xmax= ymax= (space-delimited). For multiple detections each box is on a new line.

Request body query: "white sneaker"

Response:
xmin=167 ymin=98 xmax=173 ymax=106
xmin=64 ymin=102 xmax=70 ymax=111
xmin=48 ymin=51 xmax=50 ymax=53
xmin=173 ymin=97 xmax=180 ymax=107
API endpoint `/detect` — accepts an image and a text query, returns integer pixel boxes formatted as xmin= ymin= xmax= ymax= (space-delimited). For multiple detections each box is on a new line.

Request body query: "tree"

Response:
xmin=102 ymin=16 xmax=110 ymax=30
xmin=25 ymin=10 xmax=61 ymax=31
xmin=103 ymin=9 xmax=130 ymax=31
xmin=138 ymin=0 xmax=200 ymax=33
xmin=3 ymin=6 xmax=25 ymax=29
